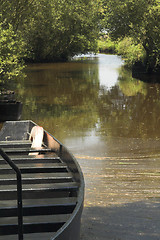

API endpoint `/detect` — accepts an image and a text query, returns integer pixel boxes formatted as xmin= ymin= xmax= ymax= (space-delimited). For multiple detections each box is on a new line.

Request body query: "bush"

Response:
xmin=116 ymin=37 xmax=146 ymax=67
xmin=0 ymin=23 xmax=25 ymax=85
xmin=98 ymin=37 xmax=117 ymax=53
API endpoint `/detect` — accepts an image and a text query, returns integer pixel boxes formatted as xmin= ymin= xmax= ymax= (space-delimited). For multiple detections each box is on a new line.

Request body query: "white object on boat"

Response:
xmin=29 ymin=126 xmax=44 ymax=154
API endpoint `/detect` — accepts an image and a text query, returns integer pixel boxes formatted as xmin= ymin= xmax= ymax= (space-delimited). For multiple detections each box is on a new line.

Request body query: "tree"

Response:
xmin=24 ymin=0 xmax=100 ymax=62
xmin=102 ymin=0 xmax=160 ymax=72
xmin=0 ymin=0 xmax=101 ymax=63
xmin=0 ymin=0 xmax=36 ymax=31
xmin=0 ymin=22 xmax=25 ymax=85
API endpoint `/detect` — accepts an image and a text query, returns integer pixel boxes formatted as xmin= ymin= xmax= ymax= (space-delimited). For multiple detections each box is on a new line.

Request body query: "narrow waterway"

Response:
xmin=5 ymin=54 xmax=160 ymax=239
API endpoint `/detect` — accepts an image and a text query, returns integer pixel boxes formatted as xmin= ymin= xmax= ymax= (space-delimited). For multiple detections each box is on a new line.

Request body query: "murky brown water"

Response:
xmin=2 ymin=54 xmax=160 ymax=239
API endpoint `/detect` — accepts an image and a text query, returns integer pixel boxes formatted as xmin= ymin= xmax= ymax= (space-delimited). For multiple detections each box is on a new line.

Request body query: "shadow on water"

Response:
xmin=132 ymin=62 xmax=160 ymax=83
xmin=81 ymin=201 xmax=160 ymax=240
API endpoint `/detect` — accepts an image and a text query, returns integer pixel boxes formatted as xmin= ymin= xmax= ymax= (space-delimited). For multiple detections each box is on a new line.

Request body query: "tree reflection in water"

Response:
xmin=13 ymin=54 xmax=160 ymax=143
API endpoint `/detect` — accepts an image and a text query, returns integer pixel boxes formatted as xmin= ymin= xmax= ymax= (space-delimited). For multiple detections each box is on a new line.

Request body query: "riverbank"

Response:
xmin=98 ymin=37 xmax=145 ymax=69
xmin=98 ymin=37 xmax=160 ymax=75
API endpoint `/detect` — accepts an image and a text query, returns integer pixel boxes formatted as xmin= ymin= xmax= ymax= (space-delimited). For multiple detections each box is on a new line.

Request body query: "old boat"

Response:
xmin=0 ymin=101 xmax=22 ymax=121
xmin=0 ymin=120 xmax=84 ymax=240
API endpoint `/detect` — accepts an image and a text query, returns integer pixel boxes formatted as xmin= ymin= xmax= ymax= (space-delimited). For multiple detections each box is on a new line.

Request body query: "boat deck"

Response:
xmin=0 ymin=138 xmax=79 ymax=239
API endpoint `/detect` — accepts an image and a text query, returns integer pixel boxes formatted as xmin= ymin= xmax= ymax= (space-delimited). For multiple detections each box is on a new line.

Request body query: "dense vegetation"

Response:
xmin=1 ymin=0 xmax=160 ymax=84
xmin=101 ymin=0 xmax=160 ymax=72
xmin=0 ymin=0 xmax=100 ymax=82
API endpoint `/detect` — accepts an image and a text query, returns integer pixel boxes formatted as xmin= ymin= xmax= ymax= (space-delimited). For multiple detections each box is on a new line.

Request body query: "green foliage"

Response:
xmin=102 ymin=0 xmax=147 ymax=39
xmin=0 ymin=22 xmax=25 ymax=84
xmin=0 ymin=0 xmax=35 ymax=31
xmin=28 ymin=0 xmax=100 ymax=62
xmin=2 ymin=0 xmax=100 ymax=62
xmin=0 ymin=0 xmax=100 ymax=65
xmin=141 ymin=2 xmax=160 ymax=71
xmin=102 ymin=0 xmax=160 ymax=72
xmin=98 ymin=37 xmax=117 ymax=53
xmin=116 ymin=37 xmax=145 ymax=67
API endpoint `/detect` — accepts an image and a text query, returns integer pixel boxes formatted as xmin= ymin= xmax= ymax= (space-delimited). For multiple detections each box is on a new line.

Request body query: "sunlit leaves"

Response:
xmin=0 ymin=23 xmax=25 ymax=84
xmin=102 ymin=0 xmax=160 ymax=71
xmin=23 ymin=0 xmax=100 ymax=61
xmin=0 ymin=0 xmax=100 ymax=64
xmin=116 ymin=37 xmax=146 ymax=67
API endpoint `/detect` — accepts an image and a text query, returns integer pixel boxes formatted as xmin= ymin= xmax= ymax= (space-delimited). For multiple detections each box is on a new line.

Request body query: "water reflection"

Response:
xmin=11 ymin=53 xmax=160 ymax=156
xmin=98 ymin=54 xmax=123 ymax=90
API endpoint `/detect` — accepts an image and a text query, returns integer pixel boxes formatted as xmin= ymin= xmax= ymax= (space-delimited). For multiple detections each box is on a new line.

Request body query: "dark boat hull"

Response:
xmin=0 ymin=101 xmax=23 ymax=121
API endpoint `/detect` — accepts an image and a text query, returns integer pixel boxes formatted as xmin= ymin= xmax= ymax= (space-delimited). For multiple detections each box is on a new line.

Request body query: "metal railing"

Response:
xmin=0 ymin=148 xmax=23 ymax=240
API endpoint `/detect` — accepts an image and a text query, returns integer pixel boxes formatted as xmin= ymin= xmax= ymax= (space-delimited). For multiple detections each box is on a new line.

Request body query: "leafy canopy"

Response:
xmin=1 ymin=0 xmax=101 ymax=62
xmin=0 ymin=22 xmax=25 ymax=84
xmin=0 ymin=0 xmax=101 ymax=83
xmin=102 ymin=0 xmax=160 ymax=71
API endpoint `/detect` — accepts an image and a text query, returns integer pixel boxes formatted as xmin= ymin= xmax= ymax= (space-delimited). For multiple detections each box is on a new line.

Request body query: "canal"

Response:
xmin=8 ymin=54 xmax=160 ymax=239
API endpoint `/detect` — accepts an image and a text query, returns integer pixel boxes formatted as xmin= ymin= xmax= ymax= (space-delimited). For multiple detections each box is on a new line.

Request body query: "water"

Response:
xmin=3 ymin=54 xmax=160 ymax=239
xmin=14 ymin=54 xmax=160 ymax=156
